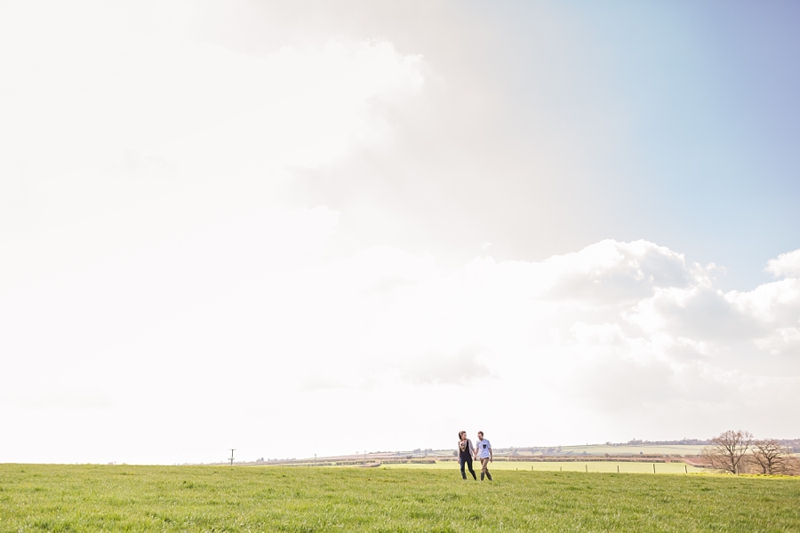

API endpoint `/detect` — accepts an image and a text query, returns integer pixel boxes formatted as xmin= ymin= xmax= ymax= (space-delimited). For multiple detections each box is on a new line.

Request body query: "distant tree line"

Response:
xmin=703 ymin=430 xmax=800 ymax=475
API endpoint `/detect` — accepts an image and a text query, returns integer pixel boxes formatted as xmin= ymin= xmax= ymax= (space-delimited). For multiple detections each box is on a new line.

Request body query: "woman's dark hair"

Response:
xmin=458 ymin=430 xmax=466 ymax=440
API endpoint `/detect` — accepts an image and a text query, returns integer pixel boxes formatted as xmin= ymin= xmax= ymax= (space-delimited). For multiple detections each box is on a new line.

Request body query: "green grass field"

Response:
xmin=2 ymin=464 xmax=799 ymax=532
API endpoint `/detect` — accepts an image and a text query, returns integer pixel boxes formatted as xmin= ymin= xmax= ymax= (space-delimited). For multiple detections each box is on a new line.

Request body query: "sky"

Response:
xmin=1 ymin=0 xmax=799 ymax=464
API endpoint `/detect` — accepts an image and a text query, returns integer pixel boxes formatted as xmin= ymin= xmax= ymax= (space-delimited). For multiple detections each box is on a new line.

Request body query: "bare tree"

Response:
xmin=703 ymin=430 xmax=753 ymax=475
xmin=751 ymin=439 xmax=791 ymax=475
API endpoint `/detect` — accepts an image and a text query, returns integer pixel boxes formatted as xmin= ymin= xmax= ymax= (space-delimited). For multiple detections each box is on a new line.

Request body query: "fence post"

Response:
xmin=585 ymin=465 xmax=588 ymax=473
xmin=653 ymin=464 xmax=656 ymax=474
xmin=617 ymin=465 xmax=619 ymax=474
xmin=684 ymin=464 xmax=687 ymax=474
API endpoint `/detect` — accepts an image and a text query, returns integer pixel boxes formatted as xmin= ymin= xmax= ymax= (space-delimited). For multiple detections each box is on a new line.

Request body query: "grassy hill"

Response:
xmin=2 ymin=464 xmax=799 ymax=532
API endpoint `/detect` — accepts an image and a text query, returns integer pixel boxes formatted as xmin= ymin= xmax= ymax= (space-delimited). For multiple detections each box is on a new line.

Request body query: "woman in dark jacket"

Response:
xmin=457 ymin=431 xmax=477 ymax=480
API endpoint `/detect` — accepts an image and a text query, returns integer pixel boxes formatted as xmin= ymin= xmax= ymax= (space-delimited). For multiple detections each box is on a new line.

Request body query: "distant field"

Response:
xmin=553 ymin=444 xmax=707 ymax=456
xmin=2 ymin=464 xmax=799 ymax=532
xmin=387 ymin=444 xmax=708 ymax=461
xmin=253 ymin=444 xmax=712 ymax=467
xmin=382 ymin=460 xmax=704 ymax=474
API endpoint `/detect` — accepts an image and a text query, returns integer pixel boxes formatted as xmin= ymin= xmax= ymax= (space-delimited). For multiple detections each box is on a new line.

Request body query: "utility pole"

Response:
xmin=229 ymin=449 xmax=236 ymax=466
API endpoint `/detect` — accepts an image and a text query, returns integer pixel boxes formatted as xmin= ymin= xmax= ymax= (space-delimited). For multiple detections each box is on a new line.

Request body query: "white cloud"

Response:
xmin=755 ymin=327 xmax=800 ymax=355
xmin=766 ymin=249 xmax=800 ymax=279
xmin=0 ymin=33 xmax=422 ymax=181
xmin=276 ymin=240 xmax=800 ymax=437
xmin=726 ymin=278 xmax=800 ymax=325
xmin=0 ymin=1 xmax=424 ymax=250
xmin=542 ymin=239 xmax=706 ymax=304
xmin=399 ymin=348 xmax=492 ymax=385
xmin=2 ymin=234 xmax=799 ymax=462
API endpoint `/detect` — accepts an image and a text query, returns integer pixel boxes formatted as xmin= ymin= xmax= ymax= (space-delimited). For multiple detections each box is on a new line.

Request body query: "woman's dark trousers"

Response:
xmin=460 ymin=455 xmax=476 ymax=480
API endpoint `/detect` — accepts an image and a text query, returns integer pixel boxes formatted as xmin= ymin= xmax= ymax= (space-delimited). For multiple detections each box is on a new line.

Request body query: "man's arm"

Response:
xmin=489 ymin=444 xmax=493 ymax=462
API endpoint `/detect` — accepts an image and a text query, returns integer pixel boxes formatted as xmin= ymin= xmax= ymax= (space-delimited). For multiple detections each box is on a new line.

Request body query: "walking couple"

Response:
xmin=457 ymin=430 xmax=492 ymax=481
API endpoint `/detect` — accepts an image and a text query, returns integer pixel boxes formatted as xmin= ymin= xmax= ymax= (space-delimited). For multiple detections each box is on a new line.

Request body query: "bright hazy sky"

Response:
xmin=1 ymin=0 xmax=799 ymax=464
